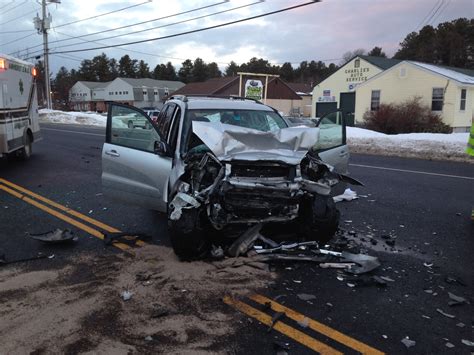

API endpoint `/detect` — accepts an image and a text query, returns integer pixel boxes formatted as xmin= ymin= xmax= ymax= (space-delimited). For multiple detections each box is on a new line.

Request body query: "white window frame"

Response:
xmin=432 ymin=88 xmax=444 ymax=111
xmin=370 ymin=90 xmax=381 ymax=111
xmin=460 ymin=88 xmax=466 ymax=111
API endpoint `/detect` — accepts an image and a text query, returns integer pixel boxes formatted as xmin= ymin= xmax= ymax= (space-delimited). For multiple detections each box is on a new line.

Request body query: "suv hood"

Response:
xmin=192 ymin=121 xmax=319 ymax=165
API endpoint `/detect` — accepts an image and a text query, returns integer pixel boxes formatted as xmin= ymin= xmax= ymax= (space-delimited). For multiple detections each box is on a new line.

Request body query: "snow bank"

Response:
xmin=39 ymin=109 xmax=472 ymax=162
xmin=39 ymin=109 xmax=106 ymax=127
xmin=347 ymin=127 xmax=470 ymax=162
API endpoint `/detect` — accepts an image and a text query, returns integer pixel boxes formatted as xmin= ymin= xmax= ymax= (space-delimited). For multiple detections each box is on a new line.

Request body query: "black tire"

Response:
xmin=300 ymin=195 xmax=340 ymax=244
xmin=128 ymin=120 xmax=134 ymax=129
xmin=168 ymin=208 xmax=210 ymax=260
xmin=18 ymin=134 xmax=32 ymax=160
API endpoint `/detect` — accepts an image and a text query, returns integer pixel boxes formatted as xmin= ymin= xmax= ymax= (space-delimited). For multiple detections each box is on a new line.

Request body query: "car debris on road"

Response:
xmin=27 ymin=228 xmax=77 ymax=243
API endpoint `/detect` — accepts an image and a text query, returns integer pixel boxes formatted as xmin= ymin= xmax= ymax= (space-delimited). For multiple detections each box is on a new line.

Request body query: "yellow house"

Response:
xmin=354 ymin=61 xmax=474 ymax=132
xmin=311 ymin=55 xmax=401 ymax=123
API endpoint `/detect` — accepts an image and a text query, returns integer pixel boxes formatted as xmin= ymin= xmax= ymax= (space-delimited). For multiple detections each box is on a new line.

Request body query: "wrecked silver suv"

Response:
xmin=102 ymin=96 xmax=359 ymax=258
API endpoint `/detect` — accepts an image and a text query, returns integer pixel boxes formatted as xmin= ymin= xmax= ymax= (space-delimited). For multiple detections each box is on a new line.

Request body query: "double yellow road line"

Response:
xmin=224 ymin=294 xmax=384 ymax=354
xmin=0 ymin=177 xmax=144 ymax=252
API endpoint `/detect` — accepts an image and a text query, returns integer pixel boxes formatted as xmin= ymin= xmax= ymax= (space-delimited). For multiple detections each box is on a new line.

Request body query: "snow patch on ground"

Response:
xmin=39 ymin=109 xmax=107 ymax=127
xmin=347 ymin=127 xmax=471 ymax=163
xmin=39 ymin=110 xmax=472 ymax=162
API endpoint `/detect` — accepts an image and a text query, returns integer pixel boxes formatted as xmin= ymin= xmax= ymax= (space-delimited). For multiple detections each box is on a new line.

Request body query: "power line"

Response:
xmin=423 ymin=0 xmax=445 ymax=28
xmin=0 ymin=32 xmax=37 ymax=46
xmin=1 ymin=0 xmax=27 ymax=16
xmin=13 ymin=0 xmax=232 ymax=55
xmin=415 ymin=0 xmax=441 ymax=31
xmin=0 ymin=8 xmax=39 ymax=26
xmin=54 ymin=29 xmax=232 ymax=65
xmin=48 ymin=1 xmax=321 ymax=55
xmin=1 ymin=30 xmax=35 ymax=34
xmin=53 ymin=0 xmax=153 ymax=29
xmin=45 ymin=1 xmax=263 ymax=52
xmin=431 ymin=0 xmax=451 ymax=25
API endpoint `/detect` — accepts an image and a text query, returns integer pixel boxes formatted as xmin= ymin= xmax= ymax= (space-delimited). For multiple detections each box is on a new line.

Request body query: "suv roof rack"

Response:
xmin=167 ymin=94 xmax=264 ymax=104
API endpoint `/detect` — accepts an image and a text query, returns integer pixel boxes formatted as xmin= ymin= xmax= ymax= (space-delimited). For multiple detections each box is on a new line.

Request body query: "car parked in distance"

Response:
xmin=145 ymin=110 xmax=160 ymax=124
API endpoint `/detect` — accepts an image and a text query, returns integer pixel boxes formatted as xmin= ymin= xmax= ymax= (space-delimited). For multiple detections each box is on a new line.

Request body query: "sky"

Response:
xmin=0 ymin=0 xmax=472 ymax=75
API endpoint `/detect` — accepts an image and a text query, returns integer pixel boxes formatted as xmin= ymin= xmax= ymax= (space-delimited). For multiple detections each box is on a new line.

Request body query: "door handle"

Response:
xmin=105 ymin=150 xmax=120 ymax=157
xmin=339 ymin=151 xmax=348 ymax=157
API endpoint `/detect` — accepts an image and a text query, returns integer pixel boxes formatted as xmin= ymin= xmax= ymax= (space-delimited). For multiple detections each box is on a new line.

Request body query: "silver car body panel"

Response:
xmin=102 ymin=142 xmax=171 ymax=211
xmin=192 ymin=121 xmax=320 ymax=165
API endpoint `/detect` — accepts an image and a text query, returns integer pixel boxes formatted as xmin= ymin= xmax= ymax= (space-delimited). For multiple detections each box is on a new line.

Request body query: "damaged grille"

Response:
xmin=219 ymin=184 xmax=300 ymax=221
xmin=230 ymin=162 xmax=293 ymax=179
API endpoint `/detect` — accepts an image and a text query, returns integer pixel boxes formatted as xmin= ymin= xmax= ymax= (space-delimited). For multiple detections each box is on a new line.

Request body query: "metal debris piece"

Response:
xmin=461 ymin=339 xmax=474 ymax=347
xmin=228 ymin=224 xmax=263 ymax=257
xmin=320 ymin=262 xmax=355 ymax=269
xmin=445 ymin=276 xmax=467 ymax=286
xmin=436 ymin=308 xmax=455 ymax=319
xmin=456 ymin=322 xmax=465 ymax=328
xmin=448 ymin=292 xmax=468 ymax=306
xmin=268 ymin=311 xmax=285 ymax=332
xmin=144 ymin=336 xmax=153 ymax=342
xmin=297 ymin=294 xmax=316 ymax=301
xmin=28 ymin=229 xmax=77 ymax=243
xmin=401 ymin=337 xmax=416 ymax=348
xmin=258 ymin=254 xmax=327 ymax=263
xmin=445 ymin=342 xmax=455 ymax=348
xmin=372 ymin=276 xmax=388 ymax=287
xmin=347 ymin=283 xmax=356 ymax=288
xmin=423 ymin=262 xmax=433 ymax=268
xmin=210 ymin=245 xmax=225 ymax=260
xmin=257 ymin=235 xmax=279 ymax=248
xmin=421 ymin=315 xmax=431 ymax=319
xmin=380 ymin=276 xmax=395 ymax=282
xmin=254 ymin=241 xmax=319 ymax=254
xmin=121 ymin=290 xmax=133 ymax=301
xmin=341 ymin=252 xmax=381 ymax=274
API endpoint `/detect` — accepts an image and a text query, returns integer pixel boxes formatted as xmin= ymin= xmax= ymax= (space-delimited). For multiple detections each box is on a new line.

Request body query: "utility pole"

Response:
xmin=34 ymin=0 xmax=59 ymax=109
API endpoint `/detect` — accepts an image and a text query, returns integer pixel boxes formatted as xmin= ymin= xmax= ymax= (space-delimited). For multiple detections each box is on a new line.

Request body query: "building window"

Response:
xmin=370 ymin=90 xmax=381 ymax=111
xmin=460 ymin=89 xmax=466 ymax=111
xmin=432 ymin=88 xmax=444 ymax=111
xmin=154 ymin=91 xmax=158 ymax=96
xmin=354 ymin=59 xmax=360 ymax=68
xmin=399 ymin=67 xmax=407 ymax=78
xmin=143 ymin=90 xmax=147 ymax=96
xmin=115 ymin=91 xmax=118 ymax=95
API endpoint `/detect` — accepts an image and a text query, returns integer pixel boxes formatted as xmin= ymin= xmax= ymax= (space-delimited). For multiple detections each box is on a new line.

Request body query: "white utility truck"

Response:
xmin=0 ymin=53 xmax=41 ymax=159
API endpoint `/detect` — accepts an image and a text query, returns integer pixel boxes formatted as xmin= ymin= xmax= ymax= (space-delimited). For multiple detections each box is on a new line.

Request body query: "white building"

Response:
xmin=69 ymin=77 xmax=185 ymax=112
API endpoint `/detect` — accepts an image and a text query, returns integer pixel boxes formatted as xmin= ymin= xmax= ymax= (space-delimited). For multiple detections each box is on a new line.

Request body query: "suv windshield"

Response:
xmin=181 ymin=109 xmax=288 ymax=154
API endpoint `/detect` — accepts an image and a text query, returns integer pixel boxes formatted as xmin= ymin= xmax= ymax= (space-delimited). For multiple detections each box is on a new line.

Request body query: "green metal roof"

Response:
xmin=359 ymin=55 xmax=402 ymax=70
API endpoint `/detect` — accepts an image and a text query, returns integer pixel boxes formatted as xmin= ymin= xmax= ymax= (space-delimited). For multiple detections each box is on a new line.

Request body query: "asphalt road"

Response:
xmin=1 ymin=123 xmax=473 ymax=354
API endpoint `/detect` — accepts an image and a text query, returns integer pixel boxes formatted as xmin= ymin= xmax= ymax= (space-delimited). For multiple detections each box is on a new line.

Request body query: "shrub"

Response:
xmin=363 ymin=97 xmax=451 ymax=134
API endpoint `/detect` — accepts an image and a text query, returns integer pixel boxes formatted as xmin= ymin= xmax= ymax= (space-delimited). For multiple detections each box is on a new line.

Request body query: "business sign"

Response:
xmin=245 ymin=79 xmax=263 ymax=100
xmin=317 ymin=96 xmax=336 ymax=102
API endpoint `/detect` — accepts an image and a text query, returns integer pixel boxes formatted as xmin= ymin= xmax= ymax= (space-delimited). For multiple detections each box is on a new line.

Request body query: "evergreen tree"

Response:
xmin=280 ymin=62 xmax=294 ymax=82
xmin=152 ymin=63 xmax=166 ymax=79
xmin=178 ymin=59 xmax=194 ymax=83
xmin=118 ymin=55 xmax=138 ymax=77
xmin=224 ymin=61 xmax=239 ymax=77
xmin=163 ymin=62 xmax=178 ymax=80
xmin=191 ymin=58 xmax=208 ymax=82
xmin=137 ymin=60 xmax=151 ymax=78
xmin=367 ymin=46 xmax=386 ymax=57
xmin=207 ymin=62 xmax=222 ymax=78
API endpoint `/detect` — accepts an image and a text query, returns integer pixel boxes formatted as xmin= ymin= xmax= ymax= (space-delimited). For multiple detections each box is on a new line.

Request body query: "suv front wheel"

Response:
xmin=168 ymin=208 xmax=210 ymax=260
xmin=299 ymin=195 xmax=340 ymax=244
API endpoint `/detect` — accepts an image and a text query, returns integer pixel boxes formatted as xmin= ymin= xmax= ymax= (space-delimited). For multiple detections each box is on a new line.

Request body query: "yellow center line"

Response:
xmin=0 ymin=184 xmax=131 ymax=252
xmin=0 ymin=177 xmax=147 ymax=247
xmin=223 ymin=296 xmax=342 ymax=355
xmin=250 ymin=294 xmax=385 ymax=355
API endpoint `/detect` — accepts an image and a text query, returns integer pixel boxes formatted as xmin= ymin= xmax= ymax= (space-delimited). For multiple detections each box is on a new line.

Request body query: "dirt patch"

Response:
xmin=0 ymin=245 xmax=273 ymax=354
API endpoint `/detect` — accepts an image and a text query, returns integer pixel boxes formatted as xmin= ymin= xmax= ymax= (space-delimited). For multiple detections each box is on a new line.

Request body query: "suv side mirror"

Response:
xmin=154 ymin=141 xmax=171 ymax=157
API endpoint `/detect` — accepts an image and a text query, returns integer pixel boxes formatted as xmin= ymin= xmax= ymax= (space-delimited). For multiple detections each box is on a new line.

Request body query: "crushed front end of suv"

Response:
xmin=102 ymin=97 xmax=360 ymax=259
